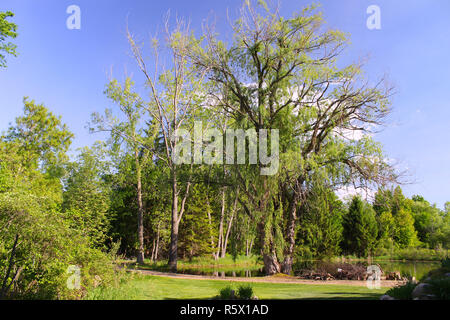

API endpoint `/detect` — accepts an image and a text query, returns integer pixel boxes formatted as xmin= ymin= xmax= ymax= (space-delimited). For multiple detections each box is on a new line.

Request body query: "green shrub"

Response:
xmin=237 ymin=285 xmax=254 ymax=300
xmin=385 ymin=281 xmax=417 ymax=300
xmin=219 ymin=286 xmax=234 ymax=299
xmin=218 ymin=285 xmax=254 ymax=300
xmin=0 ymin=192 xmax=119 ymax=300
xmin=427 ymin=277 xmax=450 ymax=300
xmin=441 ymin=257 xmax=450 ymax=271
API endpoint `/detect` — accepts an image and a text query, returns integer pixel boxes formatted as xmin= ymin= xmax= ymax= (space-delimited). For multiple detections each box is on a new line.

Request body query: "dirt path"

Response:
xmin=131 ymin=269 xmax=403 ymax=288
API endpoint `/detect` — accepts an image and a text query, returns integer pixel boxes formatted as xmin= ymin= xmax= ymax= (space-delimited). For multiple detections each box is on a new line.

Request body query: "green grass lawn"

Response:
xmin=86 ymin=275 xmax=385 ymax=300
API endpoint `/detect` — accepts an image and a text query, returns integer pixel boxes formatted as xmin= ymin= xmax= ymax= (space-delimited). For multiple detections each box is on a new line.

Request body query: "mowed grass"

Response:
xmin=86 ymin=275 xmax=385 ymax=300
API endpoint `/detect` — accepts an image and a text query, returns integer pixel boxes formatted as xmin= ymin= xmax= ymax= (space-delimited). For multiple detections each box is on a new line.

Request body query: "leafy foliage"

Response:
xmin=0 ymin=11 xmax=17 ymax=67
xmin=427 ymin=277 xmax=450 ymax=300
xmin=385 ymin=281 xmax=417 ymax=300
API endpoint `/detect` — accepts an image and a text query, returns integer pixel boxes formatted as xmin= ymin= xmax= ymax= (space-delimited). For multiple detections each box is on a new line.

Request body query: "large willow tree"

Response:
xmin=191 ymin=1 xmax=398 ymax=274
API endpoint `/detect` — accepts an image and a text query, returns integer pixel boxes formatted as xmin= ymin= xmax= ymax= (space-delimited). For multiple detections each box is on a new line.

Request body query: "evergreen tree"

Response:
xmin=296 ymin=185 xmax=344 ymax=258
xmin=342 ymin=196 xmax=378 ymax=257
xmin=179 ymin=184 xmax=215 ymax=259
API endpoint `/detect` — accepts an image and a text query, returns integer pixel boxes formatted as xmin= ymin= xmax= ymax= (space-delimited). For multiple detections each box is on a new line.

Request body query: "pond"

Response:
xmin=176 ymin=266 xmax=266 ymax=278
xmin=294 ymin=260 xmax=440 ymax=281
xmin=175 ymin=260 xmax=440 ymax=280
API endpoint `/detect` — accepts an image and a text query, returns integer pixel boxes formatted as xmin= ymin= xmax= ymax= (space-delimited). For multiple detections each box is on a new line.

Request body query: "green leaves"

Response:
xmin=4 ymin=98 xmax=74 ymax=175
xmin=62 ymin=145 xmax=111 ymax=247
xmin=0 ymin=11 xmax=17 ymax=68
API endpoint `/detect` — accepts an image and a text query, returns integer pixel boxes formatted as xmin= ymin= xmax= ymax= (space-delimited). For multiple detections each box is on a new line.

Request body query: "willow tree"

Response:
xmin=191 ymin=1 xmax=397 ymax=274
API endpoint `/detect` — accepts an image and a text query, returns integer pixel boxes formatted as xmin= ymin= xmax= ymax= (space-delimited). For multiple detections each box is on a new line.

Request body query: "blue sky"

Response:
xmin=1 ymin=0 xmax=449 ymax=208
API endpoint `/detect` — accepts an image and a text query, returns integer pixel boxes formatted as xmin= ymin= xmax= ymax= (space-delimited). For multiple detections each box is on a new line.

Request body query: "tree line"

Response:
xmin=1 ymin=2 xmax=449 ymax=299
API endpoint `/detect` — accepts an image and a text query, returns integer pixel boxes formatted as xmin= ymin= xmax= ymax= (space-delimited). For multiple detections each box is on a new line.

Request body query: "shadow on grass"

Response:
xmin=161 ymin=293 xmax=382 ymax=301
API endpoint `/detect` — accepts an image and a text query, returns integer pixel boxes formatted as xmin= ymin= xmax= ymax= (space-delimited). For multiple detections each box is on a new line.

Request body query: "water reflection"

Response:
xmin=175 ymin=260 xmax=439 ymax=280
xmin=177 ymin=268 xmax=265 ymax=278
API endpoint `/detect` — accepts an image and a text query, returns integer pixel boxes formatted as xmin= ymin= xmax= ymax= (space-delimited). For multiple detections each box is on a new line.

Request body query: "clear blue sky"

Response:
xmin=1 ymin=0 xmax=449 ymax=208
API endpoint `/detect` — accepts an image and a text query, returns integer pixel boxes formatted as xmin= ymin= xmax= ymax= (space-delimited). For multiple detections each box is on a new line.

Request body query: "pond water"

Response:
xmin=176 ymin=267 xmax=266 ymax=278
xmin=176 ymin=260 xmax=440 ymax=280
xmin=294 ymin=260 xmax=440 ymax=280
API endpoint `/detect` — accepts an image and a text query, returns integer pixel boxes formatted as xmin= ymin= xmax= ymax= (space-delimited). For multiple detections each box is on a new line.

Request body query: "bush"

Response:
xmin=0 ymin=192 xmax=119 ymax=300
xmin=441 ymin=257 xmax=450 ymax=271
xmin=427 ymin=277 xmax=450 ymax=300
xmin=392 ymin=247 xmax=449 ymax=261
xmin=237 ymin=285 xmax=254 ymax=300
xmin=385 ymin=281 xmax=417 ymax=300
xmin=218 ymin=285 xmax=254 ymax=300
xmin=219 ymin=286 xmax=234 ymax=300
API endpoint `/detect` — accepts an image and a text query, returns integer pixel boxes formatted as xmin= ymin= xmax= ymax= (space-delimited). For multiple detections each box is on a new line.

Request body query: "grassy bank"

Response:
xmin=86 ymin=274 xmax=385 ymax=300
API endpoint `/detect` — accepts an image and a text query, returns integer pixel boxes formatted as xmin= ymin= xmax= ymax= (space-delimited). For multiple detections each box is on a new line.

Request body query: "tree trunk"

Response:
xmin=205 ymin=196 xmax=216 ymax=259
xmin=281 ymin=187 xmax=302 ymax=274
xmin=263 ymin=253 xmax=281 ymax=275
xmin=168 ymin=173 xmax=179 ymax=272
xmin=216 ymin=188 xmax=226 ymax=260
xmin=155 ymin=221 xmax=160 ymax=261
xmin=151 ymin=238 xmax=156 ymax=262
xmin=0 ymin=234 xmax=19 ymax=299
xmin=281 ymin=206 xmax=297 ymax=274
xmin=259 ymin=219 xmax=281 ymax=275
xmin=246 ymin=239 xmax=249 ymax=257
xmin=135 ymin=150 xmax=145 ymax=265
xmin=221 ymin=189 xmax=238 ymax=258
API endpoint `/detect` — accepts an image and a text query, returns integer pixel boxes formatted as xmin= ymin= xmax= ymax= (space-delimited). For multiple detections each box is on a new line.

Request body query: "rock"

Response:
xmin=380 ymin=294 xmax=395 ymax=300
xmin=411 ymin=283 xmax=434 ymax=300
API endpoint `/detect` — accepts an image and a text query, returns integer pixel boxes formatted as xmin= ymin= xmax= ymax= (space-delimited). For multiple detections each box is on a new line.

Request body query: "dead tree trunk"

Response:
xmin=215 ymin=188 xmax=226 ymax=260
xmin=168 ymin=169 xmax=190 ymax=272
xmin=168 ymin=172 xmax=179 ymax=272
xmin=135 ymin=149 xmax=145 ymax=264
xmin=220 ymin=189 xmax=239 ymax=258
